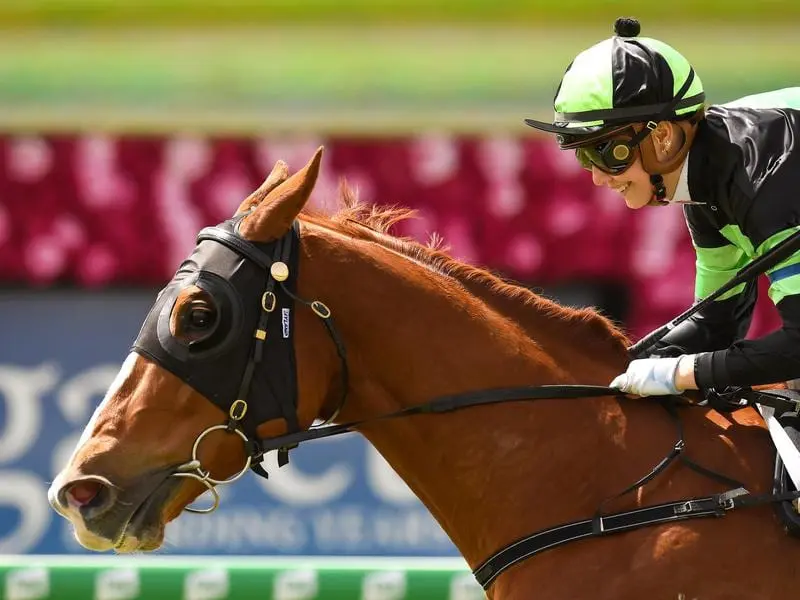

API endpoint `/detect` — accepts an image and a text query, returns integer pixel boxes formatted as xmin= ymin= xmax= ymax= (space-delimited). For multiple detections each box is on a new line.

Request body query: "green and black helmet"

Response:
xmin=525 ymin=17 xmax=706 ymax=202
xmin=525 ymin=17 xmax=705 ymax=146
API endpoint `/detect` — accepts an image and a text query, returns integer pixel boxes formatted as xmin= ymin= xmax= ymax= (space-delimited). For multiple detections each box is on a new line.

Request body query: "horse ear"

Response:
xmin=238 ymin=147 xmax=324 ymax=242
xmin=233 ymin=160 xmax=289 ymax=217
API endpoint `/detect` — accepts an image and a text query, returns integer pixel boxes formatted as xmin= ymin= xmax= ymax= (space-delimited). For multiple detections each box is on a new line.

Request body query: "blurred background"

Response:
xmin=0 ymin=1 xmax=796 ymax=598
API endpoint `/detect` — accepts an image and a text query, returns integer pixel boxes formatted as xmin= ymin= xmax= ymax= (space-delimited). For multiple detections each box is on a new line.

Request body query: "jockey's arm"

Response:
xmin=648 ymin=203 xmax=757 ymax=361
xmin=648 ymin=281 xmax=757 ymax=359
xmin=611 ymin=219 xmax=758 ymax=396
xmin=693 ymin=283 xmax=800 ymax=389
xmin=680 ymin=202 xmax=800 ymax=389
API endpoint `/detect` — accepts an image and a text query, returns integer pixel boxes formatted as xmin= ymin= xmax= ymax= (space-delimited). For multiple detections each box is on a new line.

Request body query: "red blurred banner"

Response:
xmin=0 ymin=133 xmax=781 ymax=339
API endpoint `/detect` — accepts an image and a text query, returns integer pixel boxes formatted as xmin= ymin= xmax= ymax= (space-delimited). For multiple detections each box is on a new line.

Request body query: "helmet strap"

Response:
xmin=649 ymin=174 xmax=668 ymax=205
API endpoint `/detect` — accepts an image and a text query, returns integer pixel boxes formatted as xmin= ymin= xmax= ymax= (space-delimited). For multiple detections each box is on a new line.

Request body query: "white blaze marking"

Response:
xmin=72 ymin=352 xmax=138 ymax=458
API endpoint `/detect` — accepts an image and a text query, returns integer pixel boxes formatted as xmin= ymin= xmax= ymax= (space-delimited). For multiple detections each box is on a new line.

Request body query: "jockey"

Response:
xmin=525 ymin=17 xmax=800 ymax=398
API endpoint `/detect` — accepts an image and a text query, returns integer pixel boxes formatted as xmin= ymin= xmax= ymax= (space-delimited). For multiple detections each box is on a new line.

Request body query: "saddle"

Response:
xmin=705 ymin=386 xmax=800 ymax=536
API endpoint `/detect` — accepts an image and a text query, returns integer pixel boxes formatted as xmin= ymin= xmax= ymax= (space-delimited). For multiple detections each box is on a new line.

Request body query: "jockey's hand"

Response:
xmin=609 ymin=357 xmax=683 ymax=396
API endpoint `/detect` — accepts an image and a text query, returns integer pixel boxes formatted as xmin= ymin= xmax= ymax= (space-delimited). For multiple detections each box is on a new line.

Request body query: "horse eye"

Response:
xmin=181 ymin=299 xmax=218 ymax=340
xmin=188 ymin=307 xmax=214 ymax=329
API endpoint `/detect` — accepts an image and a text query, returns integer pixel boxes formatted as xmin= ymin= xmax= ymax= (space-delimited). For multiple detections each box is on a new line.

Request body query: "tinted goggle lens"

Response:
xmin=575 ymin=139 xmax=634 ymax=174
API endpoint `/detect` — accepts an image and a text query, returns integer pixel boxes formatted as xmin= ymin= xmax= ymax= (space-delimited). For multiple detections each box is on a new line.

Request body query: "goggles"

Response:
xmin=574 ymin=134 xmax=637 ymax=175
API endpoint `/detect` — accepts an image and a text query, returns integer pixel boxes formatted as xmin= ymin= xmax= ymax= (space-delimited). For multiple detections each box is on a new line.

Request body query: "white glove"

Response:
xmin=609 ymin=357 xmax=682 ymax=396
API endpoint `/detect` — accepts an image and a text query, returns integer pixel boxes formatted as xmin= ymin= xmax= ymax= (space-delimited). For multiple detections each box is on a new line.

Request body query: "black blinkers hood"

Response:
xmin=131 ymin=218 xmax=301 ymax=435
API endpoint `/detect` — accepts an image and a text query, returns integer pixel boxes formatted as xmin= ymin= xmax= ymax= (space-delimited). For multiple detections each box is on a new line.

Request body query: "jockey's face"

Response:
xmin=589 ymin=157 xmax=654 ymax=209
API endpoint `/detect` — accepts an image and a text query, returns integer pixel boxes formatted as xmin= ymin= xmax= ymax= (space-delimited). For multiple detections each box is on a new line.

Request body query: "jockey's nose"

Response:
xmin=591 ymin=165 xmax=612 ymax=186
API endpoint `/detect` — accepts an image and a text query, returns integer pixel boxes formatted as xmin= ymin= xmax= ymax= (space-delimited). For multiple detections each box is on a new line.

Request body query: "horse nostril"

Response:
xmin=59 ymin=479 xmax=116 ymax=517
xmin=66 ymin=481 xmax=100 ymax=506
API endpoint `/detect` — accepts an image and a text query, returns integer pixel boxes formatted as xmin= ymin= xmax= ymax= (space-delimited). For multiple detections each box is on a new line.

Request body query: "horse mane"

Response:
xmin=300 ymin=181 xmax=630 ymax=355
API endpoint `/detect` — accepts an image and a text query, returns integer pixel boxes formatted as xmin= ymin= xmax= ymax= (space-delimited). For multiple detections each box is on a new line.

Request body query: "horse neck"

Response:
xmin=298 ymin=225 xmax=659 ymax=571
xmin=453 ymin=275 xmax=632 ymax=383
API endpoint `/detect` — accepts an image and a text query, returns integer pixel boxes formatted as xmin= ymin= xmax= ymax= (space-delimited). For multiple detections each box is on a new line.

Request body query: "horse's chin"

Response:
xmin=113 ymin=506 xmax=168 ymax=553
xmin=116 ymin=476 xmax=187 ymax=552
xmin=112 ymin=525 xmax=166 ymax=554
xmin=71 ymin=523 xmax=166 ymax=554
xmin=70 ymin=525 xmax=117 ymax=552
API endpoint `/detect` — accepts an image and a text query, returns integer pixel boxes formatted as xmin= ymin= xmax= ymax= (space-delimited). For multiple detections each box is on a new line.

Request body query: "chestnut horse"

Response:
xmin=50 ymin=148 xmax=799 ymax=599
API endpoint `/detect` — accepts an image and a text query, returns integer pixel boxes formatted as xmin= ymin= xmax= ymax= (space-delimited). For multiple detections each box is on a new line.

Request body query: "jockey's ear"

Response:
xmin=233 ymin=160 xmax=290 ymax=217
xmin=238 ymin=147 xmax=324 ymax=242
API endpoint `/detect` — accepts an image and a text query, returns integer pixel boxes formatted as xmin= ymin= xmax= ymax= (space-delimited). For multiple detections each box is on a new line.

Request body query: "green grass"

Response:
xmin=0 ymin=24 xmax=797 ymax=134
xmin=0 ymin=0 xmax=798 ymax=26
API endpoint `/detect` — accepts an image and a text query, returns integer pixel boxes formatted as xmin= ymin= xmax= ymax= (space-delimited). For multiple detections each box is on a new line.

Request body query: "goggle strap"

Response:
xmin=626 ymin=69 xmax=697 ymax=148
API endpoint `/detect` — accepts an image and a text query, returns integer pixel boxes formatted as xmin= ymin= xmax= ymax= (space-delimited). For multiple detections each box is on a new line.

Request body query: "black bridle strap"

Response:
xmin=473 ymin=484 xmax=800 ymax=590
xmin=255 ymin=386 xmax=745 ymax=511
xmin=474 ymin=489 xmax=730 ymax=589
xmin=233 ymin=240 xmax=283 ymax=417
xmin=197 ymin=226 xmax=274 ymax=270
xmin=273 ymin=229 xmax=302 ymax=467
xmin=592 ymin=398 xmax=746 ymax=516
xmin=196 ymin=223 xmax=309 ymax=470
xmin=255 ymin=384 xmax=623 ymax=453
xmin=474 ymin=495 xmax=726 ymax=588
xmin=278 ymin=282 xmax=349 ymax=425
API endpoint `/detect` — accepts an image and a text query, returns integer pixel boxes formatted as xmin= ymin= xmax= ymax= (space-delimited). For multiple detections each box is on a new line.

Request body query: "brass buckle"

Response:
xmin=311 ymin=301 xmax=332 ymax=319
xmin=261 ymin=291 xmax=276 ymax=312
xmin=229 ymin=399 xmax=248 ymax=421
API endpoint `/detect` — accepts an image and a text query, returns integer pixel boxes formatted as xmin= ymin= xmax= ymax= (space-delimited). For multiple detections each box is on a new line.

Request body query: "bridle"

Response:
xmin=155 ymin=221 xmax=349 ymax=514
xmin=148 ymin=219 xmax=800 ymax=590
